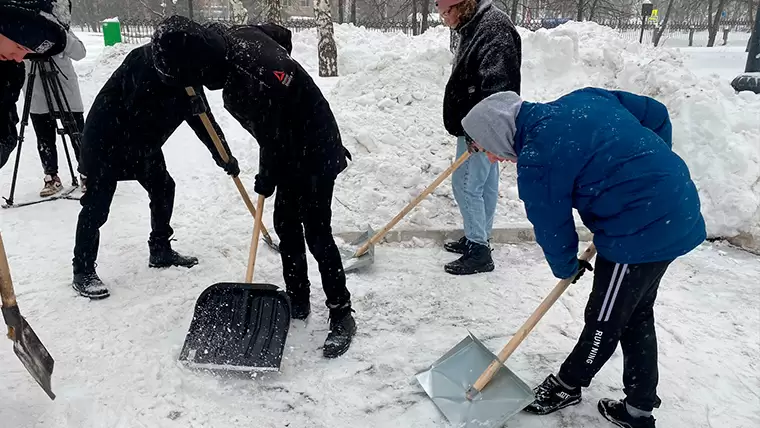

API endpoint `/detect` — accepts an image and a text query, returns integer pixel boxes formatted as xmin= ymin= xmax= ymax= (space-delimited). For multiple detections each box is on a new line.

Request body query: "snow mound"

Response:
xmin=287 ymin=21 xmax=759 ymax=240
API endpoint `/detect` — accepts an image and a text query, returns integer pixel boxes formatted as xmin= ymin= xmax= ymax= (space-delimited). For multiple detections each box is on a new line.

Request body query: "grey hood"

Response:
xmin=461 ymin=91 xmax=523 ymax=161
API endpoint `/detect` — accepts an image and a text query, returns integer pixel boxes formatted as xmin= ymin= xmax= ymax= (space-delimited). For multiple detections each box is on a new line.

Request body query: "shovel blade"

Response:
xmin=341 ymin=226 xmax=375 ymax=273
xmin=262 ymin=232 xmax=280 ymax=253
xmin=179 ymin=282 xmax=291 ymax=373
xmin=415 ymin=332 xmax=534 ymax=428
xmin=8 ymin=315 xmax=56 ymax=400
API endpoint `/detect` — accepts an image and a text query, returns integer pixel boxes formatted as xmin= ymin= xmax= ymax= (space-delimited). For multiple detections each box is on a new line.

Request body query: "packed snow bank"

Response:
xmin=291 ymin=22 xmax=760 ymax=241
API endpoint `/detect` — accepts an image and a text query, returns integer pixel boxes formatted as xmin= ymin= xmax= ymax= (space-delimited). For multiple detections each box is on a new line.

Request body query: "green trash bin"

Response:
xmin=101 ymin=18 xmax=122 ymax=47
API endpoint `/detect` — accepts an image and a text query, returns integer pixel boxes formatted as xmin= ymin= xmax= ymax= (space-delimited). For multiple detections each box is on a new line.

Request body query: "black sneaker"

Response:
xmin=523 ymin=374 xmax=582 ymax=415
xmin=323 ymin=307 xmax=356 ymax=358
xmin=148 ymin=238 xmax=198 ymax=268
xmin=598 ymin=399 xmax=656 ymax=428
xmin=444 ymin=241 xmax=494 ymax=275
xmin=72 ymin=272 xmax=110 ymax=300
xmin=287 ymin=290 xmax=310 ymax=320
xmin=444 ymin=236 xmax=469 ymax=254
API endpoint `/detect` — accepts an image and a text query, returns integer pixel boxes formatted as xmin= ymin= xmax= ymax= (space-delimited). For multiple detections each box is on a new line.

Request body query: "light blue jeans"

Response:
xmin=451 ymin=136 xmax=499 ymax=246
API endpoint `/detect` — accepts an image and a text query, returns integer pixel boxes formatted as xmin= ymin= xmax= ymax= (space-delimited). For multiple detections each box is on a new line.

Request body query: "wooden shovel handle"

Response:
xmin=354 ymin=151 xmax=471 ymax=256
xmin=0 ymin=232 xmax=17 ymax=309
xmin=184 ymin=87 xmax=276 ymax=244
xmin=246 ymin=195 xmax=266 ymax=283
xmin=469 ymin=243 xmax=597 ymax=395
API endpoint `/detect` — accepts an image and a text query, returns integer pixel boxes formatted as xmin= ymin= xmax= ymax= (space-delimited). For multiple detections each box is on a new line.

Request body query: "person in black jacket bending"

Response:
xmin=151 ymin=16 xmax=356 ymax=359
xmin=437 ymin=0 xmax=521 ymax=275
xmin=71 ymin=41 xmax=240 ymax=300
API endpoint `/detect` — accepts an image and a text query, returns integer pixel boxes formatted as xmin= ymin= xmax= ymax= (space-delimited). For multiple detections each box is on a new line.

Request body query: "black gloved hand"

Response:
xmin=221 ymin=155 xmax=240 ymax=177
xmin=571 ymin=259 xmax=594 ymax=284
xmin=254 ymin=174 xmax=275 ymax=197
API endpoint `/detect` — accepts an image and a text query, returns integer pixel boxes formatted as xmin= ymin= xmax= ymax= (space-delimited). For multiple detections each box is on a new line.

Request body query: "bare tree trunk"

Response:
xmin=707 ymin=0 xmax=728 ymax=47
xmin=421 ymin=0 xmax=430 ymax=32
xmin=576 ymin=0 xmax=584 ymax=21
xmin=238 ymin=0 xmax=257 ymax=22
xmin=587 ymin=0 xmax=599 ymax=21
xmin=412 ymin=0 xmax=419 ymax=35
xmin=510 ymin=0 xmax=518 ymax=21
xmin=653 ymin=0 xmax=676 ymax=46
xmin=338 ymin=0 xmax=344 ymax=23
xmin=266 ymin=0 xmax=283 ymax=24
xmin=315 ymin=0 xmax=339 ymax=77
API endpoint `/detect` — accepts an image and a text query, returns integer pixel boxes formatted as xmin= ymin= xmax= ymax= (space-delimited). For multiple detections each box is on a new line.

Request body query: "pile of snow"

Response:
xmin=289 ymin=22 xmax=760 ymax=241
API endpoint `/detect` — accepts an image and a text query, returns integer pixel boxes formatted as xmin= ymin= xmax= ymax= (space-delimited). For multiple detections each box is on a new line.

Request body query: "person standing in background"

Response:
xmin=0 ymin=0 xmax=71 ymax=170
xmin=27 ymin=28 xmax=87 ymax=196
xmin=437 ymin=0 xmax=522 ymax=275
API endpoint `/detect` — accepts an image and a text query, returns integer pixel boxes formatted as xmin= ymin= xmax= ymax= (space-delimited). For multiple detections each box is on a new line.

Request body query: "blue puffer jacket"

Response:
xmin=462 ymin=87 xmax=707 ymax=279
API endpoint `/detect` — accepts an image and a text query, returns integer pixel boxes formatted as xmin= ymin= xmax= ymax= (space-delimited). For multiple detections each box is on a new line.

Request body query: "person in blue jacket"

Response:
xmin=460 ymin=87 xmax=706 ymax=428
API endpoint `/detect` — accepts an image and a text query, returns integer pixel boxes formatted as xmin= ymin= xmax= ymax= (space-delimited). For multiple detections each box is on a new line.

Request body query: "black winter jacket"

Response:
xmin=0 ymin=61 xmax=25 ymax=169
xmin=443 ymin=0 xmax=521 ymax=137
xmin=219 ymin=25 xmax=350 ymax=186
xmin=79 ymin=44 xmax=232 ymax=179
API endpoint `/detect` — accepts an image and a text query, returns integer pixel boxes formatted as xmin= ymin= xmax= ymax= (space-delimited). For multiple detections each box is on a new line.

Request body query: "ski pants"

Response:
xmin=273 ymin=175 xmax=351 ymax=310
xmin=72 ymin=152 xmax=175 ymax=274
xmin=557 ymin=254 xmax=673 ymax=412
xmin=30 ymin=112 xmax=83 ymax=176
xmin=0 ymin=103 xmax=19 ymax=170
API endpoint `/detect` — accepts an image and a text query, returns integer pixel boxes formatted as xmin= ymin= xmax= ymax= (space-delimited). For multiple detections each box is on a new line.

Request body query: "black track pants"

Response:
xmin=558 ymin=255 xmax=672 ymax=412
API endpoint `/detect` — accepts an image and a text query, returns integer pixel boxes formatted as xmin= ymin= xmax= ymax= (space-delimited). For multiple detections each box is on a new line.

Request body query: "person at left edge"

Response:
xmin=0 ymin=0 xmax=71 ymax=170
xmin=151 ymin=16 xmax=356 ymax=359
xmin=70 ymin=35 xmax=240 ymax=300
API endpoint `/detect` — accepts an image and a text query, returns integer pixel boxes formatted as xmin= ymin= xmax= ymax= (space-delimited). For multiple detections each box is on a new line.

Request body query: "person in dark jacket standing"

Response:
xmin=437 ymin=0 xmax=521 ymax=275
xmin=0 ymin=0 xmax=72 ymax=170
xmin=460 ymin=87 xmax=707 ymax=428
xmin=71 ymin=41 xmax=240 ymax=300
xmin=151 ymin=16 xmax=356 ymax=359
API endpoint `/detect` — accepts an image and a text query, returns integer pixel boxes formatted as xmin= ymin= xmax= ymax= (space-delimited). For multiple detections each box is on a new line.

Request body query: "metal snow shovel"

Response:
xmin=185 ymin=86 xmax=280 ymax=254
xmin=416 ymin=243 xmax=597 ymax=428
xmin=178 ymin=195 xmax=291 ymax=372
xmin=342 ymin=151 xmax=471 ymax=273
xmin=0 ymin=232 xmax=55 ymax=400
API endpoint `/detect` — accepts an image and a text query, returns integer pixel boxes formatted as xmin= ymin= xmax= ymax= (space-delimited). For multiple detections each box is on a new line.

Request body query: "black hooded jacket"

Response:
xmin=442 ymin=0 xmax=522 ymax=137
xmin=79 ymin=44 xmax=232 ymax=179
xmin=152 ymin=17 xmax=351 ymax=187
xmin=0 ymin=60 xmax=25 ymax=169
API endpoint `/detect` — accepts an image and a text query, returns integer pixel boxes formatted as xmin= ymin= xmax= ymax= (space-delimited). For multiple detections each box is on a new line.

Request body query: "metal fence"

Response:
xmin=109 ymin=17 xmax=753 ymax=46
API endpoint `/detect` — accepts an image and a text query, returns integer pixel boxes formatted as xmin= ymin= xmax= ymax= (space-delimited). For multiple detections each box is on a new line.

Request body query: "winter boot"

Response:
xmin=72 ymin=270 xmax=110 ymax=300
xmin=148 ymin=238 xmax=198 ymax=268
xmin=40 ymin=174 xmax=62 ymax=197
xmin=323 ymin=305 xmax=356 ymax=359
xmin=598 ymin=399 xmax=656 ymax=428
xmin=444 ymin=236 xmax=469 ymax=254
xmin=523 ymin=374 xmax=582 ymax=415
xmin=444 ymin=241 xmax=494 ymax=275
xmin=287 ymin=288 xmax=311 ymax=320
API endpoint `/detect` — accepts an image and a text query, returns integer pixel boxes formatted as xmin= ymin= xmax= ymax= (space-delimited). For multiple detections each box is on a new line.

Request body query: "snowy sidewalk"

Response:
xmin=2 ymin=240 xmax=758 ymax=428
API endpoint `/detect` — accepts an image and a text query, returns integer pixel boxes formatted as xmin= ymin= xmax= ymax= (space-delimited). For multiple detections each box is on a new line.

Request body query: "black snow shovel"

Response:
xmin=342 ymin=151 xmax=471 ymax=273
xmin=185 ymin=86 xmax=280 ymax=254
xmin=416 ymin=243 xmax=597 ymax=428
xmin=0 ymin=232 xmax=55 ymax=400
xmin=178 ymin=195 xmax=291 ymax=372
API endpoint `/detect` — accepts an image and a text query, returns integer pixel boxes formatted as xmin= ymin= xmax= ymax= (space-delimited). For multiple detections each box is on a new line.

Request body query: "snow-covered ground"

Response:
xmin=1 ymin=21 xmax=759 ymax=428
xmin=3 ymin=239 xmax=759 ymax=428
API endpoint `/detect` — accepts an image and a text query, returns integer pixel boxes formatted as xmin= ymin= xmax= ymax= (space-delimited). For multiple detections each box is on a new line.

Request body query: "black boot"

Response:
xmin=323 ymin=305 xmax=356 ymax=359
xmin=598 ymin=399 xmax=656 ymax=428
xmin=148 ymin=238 xmax=198 ymax=268
xmin=444 ymin=241 xmax=494 ymax=275
xmin=72 ymin=269 xmax=110 ymax=300
xmin=287 ymin=289 xmax=311 ymax=320
xmin=443 ymin=236 xmax=469 ymax=254
xmin=523 ymin=374 xmax=582 ymax=415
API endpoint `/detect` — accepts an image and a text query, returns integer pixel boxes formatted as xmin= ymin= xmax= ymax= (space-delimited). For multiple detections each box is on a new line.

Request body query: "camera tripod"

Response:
xmin=2 ymin=57 xmax=82 ymax=209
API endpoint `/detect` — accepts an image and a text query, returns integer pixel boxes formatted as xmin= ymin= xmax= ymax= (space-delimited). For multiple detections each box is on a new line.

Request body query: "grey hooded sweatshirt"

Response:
xmin=461 ymin=91 xmax=524 ymax=161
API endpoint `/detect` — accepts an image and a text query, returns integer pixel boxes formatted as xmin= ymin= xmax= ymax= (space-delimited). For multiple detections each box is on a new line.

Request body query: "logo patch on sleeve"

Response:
xmin=273 ymin=71 xmax=292 ymax=87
